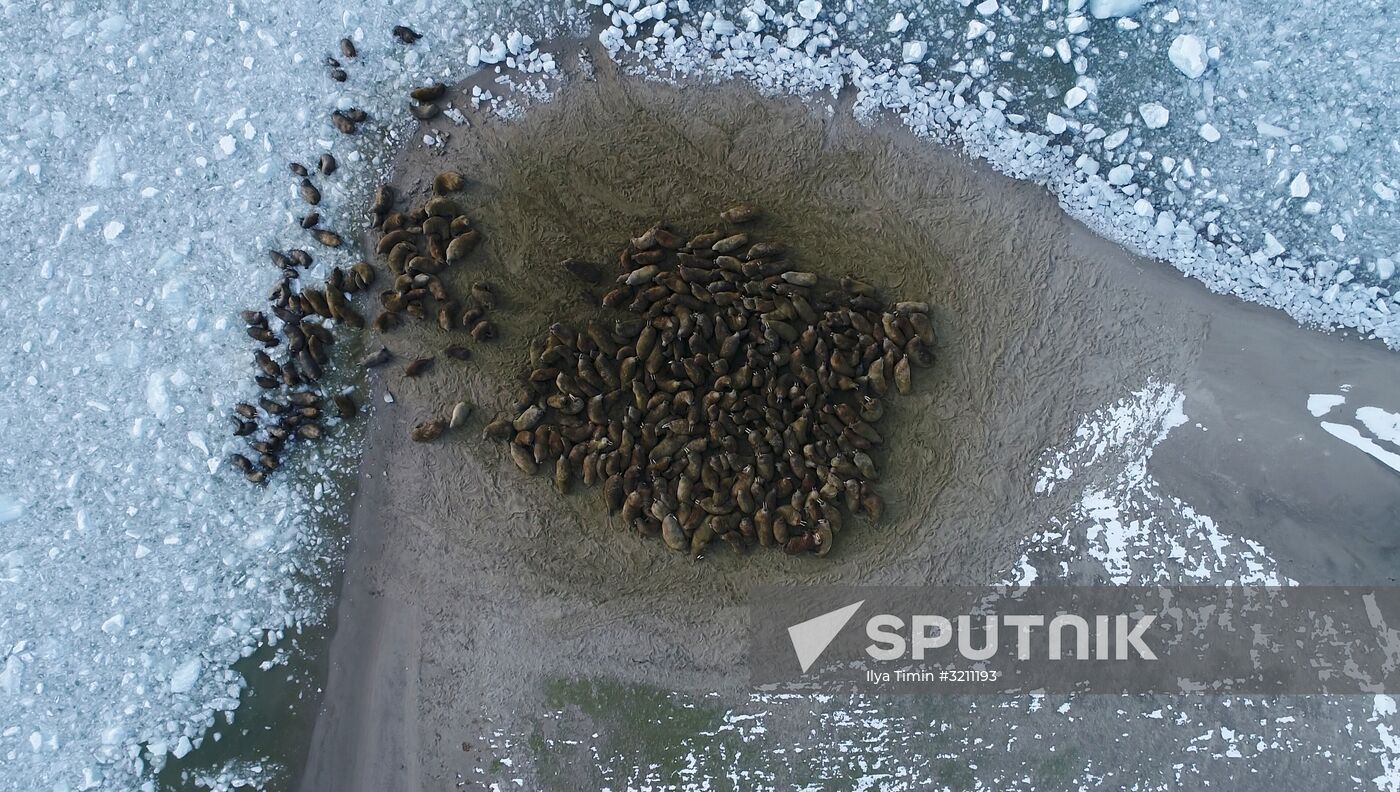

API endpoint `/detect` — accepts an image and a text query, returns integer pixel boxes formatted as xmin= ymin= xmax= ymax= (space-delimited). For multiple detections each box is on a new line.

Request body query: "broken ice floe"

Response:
xmin=593 ymin=0 xmax=1400 ymax=348
xmin=0 ymin=2 xmax=581 ymax=789
xmin=1308 ymin=392 xmax=1400 ymax=475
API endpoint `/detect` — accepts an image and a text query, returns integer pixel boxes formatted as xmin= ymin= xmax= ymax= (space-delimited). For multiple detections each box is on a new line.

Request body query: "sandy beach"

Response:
xmin=295 ymin=53 xmax=1400 ymax=791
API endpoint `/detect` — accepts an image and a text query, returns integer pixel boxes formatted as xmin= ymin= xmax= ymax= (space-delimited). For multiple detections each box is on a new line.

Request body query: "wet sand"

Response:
xmin=297 ymin=52 xmax=1400 ymax=790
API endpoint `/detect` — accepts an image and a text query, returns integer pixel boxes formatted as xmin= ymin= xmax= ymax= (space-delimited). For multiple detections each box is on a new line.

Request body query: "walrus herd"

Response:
xmin=229 ymin=24 xmax=937 ymax=559
xmin=227 ymin=24 xmax=464 ymax=485
xmin=226 ymin=156 xmax=372 ymax=484
xmin=229 ymin=170 xmax=483 ymax=486
xmin=483 ymin=207 xmax=936 ymax=557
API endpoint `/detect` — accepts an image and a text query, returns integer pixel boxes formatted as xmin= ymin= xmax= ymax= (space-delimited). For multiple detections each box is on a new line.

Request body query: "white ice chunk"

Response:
xmin=1262 ymin=232 xmax=1285 ymax=258
xmin=976 ymin=0 xmax=999 ymax=15
xmin=1356 ymin=407 xmax=1400 ymax=445
xmin=1138 ymin=102 xmax=1169 ymax=129
xmin=1255 ymin=119 xmax=1289 ymax=138
xmin=1289 ymin=172 xmax=1311 ymax=199
xmin=168 ymin=658 xmax=202 ymax=694
xmin=1107 ymin=163 xmax=1135 ymax=185
xmin=1307 ymin=394 xmax=1345 ymax=417
xmin=796 ymin=0 xmax=821 ymax=20
xmin=0 ymin=493 xmax=21 ymax=525
xmin=76 ymin=204 xmax=100 ymax=229
xmin=903 ymin=41 xmax=928 ymax=63
xmin=172 ymin=736 xmax=193 ymax=759
xmin=100 ymin=726 xmax=127 ymax=748
xmin=480 ymin=35 xmax=508 ymax=63
xmin=1320 ymin=422 xmax=1400 ymax=474
xmin=886 ymin=12 xmax=908 ymax=33
xmin=1199 ymin=123 xmax=1221 ymax=142
xmin=86 ymin=137 xmax=119 ymax=187
xmin=1168 ymin=34 xmax=1207 ymax=79
xmin=1064 ymin=86 xmax=1088 ymax=109
xmin=145 ymin=372 xmax=170 ymax=420
xmin=1046 ymin=113 xmax=1067 ymax=134
xmin=1088 ymin=0 xmax=1151 ymax=19
xmin=598 ymin=25 xmax=625 ymax=49
xmin=0 ymin=656 xmax=23 ymax=700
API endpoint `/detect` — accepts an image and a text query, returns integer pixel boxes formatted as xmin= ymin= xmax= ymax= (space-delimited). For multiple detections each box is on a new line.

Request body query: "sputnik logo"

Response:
xmin=787 ymin=600 xmax=864 ymax=673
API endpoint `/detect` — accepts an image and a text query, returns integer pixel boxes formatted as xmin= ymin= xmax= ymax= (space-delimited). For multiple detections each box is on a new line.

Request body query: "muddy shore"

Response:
xmin=296 ymin=52 xmax=1400 ymax=791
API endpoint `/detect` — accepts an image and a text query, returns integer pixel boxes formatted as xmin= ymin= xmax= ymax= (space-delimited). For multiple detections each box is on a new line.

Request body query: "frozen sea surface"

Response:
xmin=0 ymin=2 xmax=575 ymax=789
xmin=601 ymin=0 xmax=1400 ymax=345
xmin=0 ymin=0 xmax=1397 ymax=789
